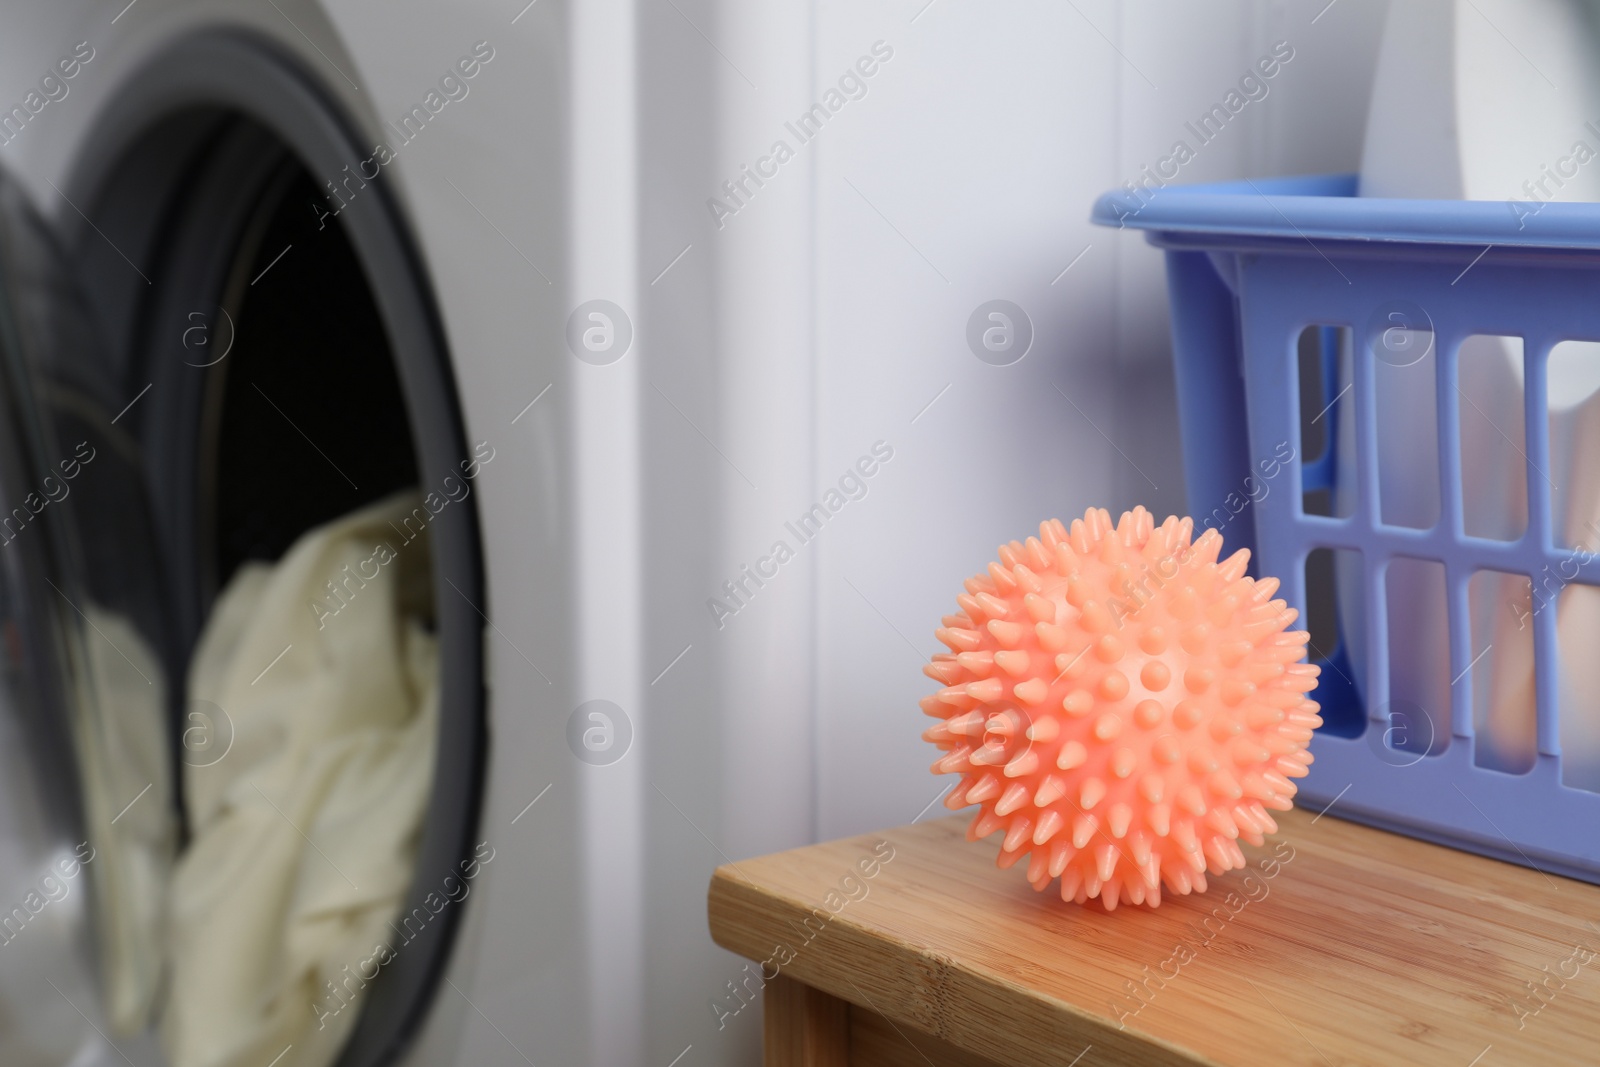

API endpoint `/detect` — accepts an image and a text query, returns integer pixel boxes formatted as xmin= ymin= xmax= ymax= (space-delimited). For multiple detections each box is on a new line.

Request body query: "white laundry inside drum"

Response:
xmin=163 ymin=491 xmax=439 ymax=1067
xmin=0 ymin=595 xmax=173 ymax=1064
xmin=77 ymin=605 xmax=174 ymax=1036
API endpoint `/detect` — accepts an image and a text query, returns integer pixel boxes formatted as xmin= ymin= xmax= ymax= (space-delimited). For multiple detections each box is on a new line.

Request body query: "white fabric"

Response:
xmin=1360 ymin=0 xmax=1600 ymax=204
xmin=1360 ymin=1 xmax=1600 ymax=776
xmin=76 ymin=604 xmax=172 ymax=1036
xmin=163 ymin=493 xmax=438 ymax=1067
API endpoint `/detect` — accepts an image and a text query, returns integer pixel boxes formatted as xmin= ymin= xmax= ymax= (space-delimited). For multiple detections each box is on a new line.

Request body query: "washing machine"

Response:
xmin=0 ymin=2 xmax=589 ymax=1065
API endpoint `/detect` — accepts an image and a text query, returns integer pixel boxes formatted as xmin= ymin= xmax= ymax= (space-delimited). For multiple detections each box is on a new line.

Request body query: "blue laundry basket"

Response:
xmin=1092 ymin=173 xmax=1600 ymax=883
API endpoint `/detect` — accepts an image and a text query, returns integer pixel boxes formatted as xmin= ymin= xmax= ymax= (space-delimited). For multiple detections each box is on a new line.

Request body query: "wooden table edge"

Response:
xmin=708 ymin=854 xmax=1228 ymax=1067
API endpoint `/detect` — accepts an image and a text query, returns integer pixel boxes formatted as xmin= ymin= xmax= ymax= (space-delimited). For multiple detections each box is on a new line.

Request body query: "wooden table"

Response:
xmin=707 ymin=808 xmax=1600 ymax=1066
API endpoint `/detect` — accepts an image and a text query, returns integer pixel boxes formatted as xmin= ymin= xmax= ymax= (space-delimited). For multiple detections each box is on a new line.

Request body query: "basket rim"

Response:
xmin=1090 ymin=172 xmax=1600 ymax=251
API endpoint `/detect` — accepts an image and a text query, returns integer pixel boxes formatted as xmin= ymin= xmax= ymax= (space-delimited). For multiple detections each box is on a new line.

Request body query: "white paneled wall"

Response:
xmin=811 ymin=0 xmax=1124 ymax=841
xmin=642 ymin=3 xmax=1390 ymax=1066
xmin=634 ymin=3 xmax=1391 ymax=1066
xmin=811 ymin=0 xmax=1387 ymax=842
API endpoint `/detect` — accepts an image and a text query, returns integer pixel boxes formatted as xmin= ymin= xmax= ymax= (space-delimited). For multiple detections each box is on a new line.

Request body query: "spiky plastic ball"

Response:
xmin=921 ymin=507 xmax=1321 ymax=910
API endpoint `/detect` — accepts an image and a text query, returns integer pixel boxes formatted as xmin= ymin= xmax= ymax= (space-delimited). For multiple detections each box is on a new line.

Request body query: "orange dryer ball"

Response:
xmin=920 ymin=506 xmax=1321 ymax=910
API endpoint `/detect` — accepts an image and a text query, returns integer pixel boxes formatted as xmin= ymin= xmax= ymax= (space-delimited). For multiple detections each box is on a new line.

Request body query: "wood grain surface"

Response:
xmin=762 ymin=974 xmax=850 ymax=1066
xmin=708 ymin=808 xmax=1600 ymax=1066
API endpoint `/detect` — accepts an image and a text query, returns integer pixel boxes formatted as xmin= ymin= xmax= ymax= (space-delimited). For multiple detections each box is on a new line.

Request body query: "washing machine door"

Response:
xmin=0 ymin=171 xmax=177 ymax=1065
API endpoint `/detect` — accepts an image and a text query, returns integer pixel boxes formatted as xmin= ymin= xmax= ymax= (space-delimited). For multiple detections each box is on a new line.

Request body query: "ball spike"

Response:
xmin=995 ymin=781 xmax=1032 ymax=816
xmin=964 ymin=776 xmax=1000 ymax=803
xmin=956 ymin=651 xmax=995 ymax=677
xmin=993 ymin=650 xmax=1030 ymax=677
xmin=987 ymin=620 xmax=1026 ymax=648
xmin=1025 ymin=537 xmax=1051 ymax=570
xmin=1033 ymin=809 xmax=1066 ymax=845
xmin=1034 ymin=774 xmax=1069 ymax=806
xmin=987 ymin=562 xmax=1018 ymax=592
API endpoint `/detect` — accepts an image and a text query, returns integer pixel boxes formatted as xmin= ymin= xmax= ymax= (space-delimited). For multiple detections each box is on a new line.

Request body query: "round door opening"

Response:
xmin=0 ymin=30 xmax=489 ymax=1067
xmin=210 ymin=166 xmax=422 ymax=594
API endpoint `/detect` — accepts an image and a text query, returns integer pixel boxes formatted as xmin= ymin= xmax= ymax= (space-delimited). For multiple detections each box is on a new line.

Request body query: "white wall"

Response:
xmin=651 ymin=1 xmax=1390 ymax=1064
xmin=810 ymin=0 xmax=1387 ymax=837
